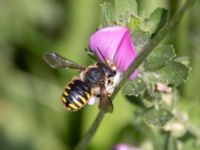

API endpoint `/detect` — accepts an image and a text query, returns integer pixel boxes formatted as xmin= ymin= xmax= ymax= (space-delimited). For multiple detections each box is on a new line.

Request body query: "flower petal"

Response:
xmin=113 ymin=29 xmax=138 ymax=80
xmin=89 ymin=26 xmax=138 ymax=80
xmin=113 ymin=144 xmax=142 ymax=150
xmin=130 ymin=69 xmax=139 ymax=80
xmin=89 ymin=26 xmax=128 ymax=62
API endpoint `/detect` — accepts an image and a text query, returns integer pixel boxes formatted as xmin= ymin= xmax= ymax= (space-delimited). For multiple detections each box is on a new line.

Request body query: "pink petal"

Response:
xmin=89 ymin=26 xmax=138 ymax=80
xmin=113 ymin=29 xmax=138 ymax=80
xmin=130 ymin=70 xmax=139 ymax=80
xmin=113 ymin=144 xmax=142 ymax=150
xmin=89 ymin=26 xmax=128 ymax=62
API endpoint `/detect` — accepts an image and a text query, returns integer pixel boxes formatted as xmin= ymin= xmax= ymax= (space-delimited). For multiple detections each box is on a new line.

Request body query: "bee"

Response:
xmin=43 ymin=51 xmax=120 ymax=113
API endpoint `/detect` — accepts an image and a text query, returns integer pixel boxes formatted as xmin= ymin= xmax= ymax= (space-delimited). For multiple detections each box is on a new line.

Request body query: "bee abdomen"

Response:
xmin=62 ymin=80 xmax=91 ymax=111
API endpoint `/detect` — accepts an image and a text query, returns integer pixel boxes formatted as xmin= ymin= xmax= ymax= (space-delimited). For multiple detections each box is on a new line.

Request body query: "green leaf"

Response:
xmin=179 ymin=131 xmax=196 ymax=142
xmin=142 ymin=84 xmax=162 ymax=108
xmin=100 ymin=2 xmax=114 ymax=26
xmin=144 ymin=87 xmax=161 ymax=100
xmin=142 ymin=8 xmax=168 ymax=34
xmin=127 ymin=15 xmax=142 ymax=31
xmin=114 ymin=0 xmax=138 ymax=21
xmin=158 ymin=61 xmax=190 ymax=86
xmin=143 ymin=109 xmax=173 ymax=127
xmin=123 ymin=77 xmax=147 ymax=96
xmin=182 ymin=140 xmax=200 ymax=150
xmin=174 ymin=56 xmax=190 ymax=67
xmin=144 ymin=45 xmax=176 ymax=70
xmin=132 ymin=29 xmax=151 ymax=52
xmin=125 ymin=95 xmax=146 ymax=108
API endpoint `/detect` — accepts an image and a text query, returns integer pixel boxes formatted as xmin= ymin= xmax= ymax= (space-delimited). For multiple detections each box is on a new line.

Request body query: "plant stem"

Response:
xmin=164 ymin=132 xmax=171 ymax=150
xmin=74 ymin=0 xmax=194 ymax=149
xmin=74 ymin=111 xmax=105 ymax=150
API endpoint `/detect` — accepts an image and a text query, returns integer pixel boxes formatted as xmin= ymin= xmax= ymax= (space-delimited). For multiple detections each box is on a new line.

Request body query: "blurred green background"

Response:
xmin=0 ymin=0 xmax=199 ymax=150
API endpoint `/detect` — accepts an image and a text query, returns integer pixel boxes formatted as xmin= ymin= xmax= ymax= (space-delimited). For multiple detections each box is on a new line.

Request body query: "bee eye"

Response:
xmin=107 ymin=70 xmax=116 ymax=77
xmin=112 ymin=70 xmax=116 ymax=75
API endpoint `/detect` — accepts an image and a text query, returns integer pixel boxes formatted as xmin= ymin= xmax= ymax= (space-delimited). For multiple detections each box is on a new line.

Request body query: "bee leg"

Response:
xmin=98 ymin=82 xmax=113 ymax=113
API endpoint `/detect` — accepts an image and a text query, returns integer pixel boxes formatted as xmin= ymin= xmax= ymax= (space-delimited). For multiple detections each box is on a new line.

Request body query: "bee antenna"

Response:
xmin=97 ymin=47 xmax=108 ymax=65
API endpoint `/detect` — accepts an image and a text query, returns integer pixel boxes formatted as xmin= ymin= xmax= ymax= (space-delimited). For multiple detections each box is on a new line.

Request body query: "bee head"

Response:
xmin=97 ymin=62 xmax=117 ymax=78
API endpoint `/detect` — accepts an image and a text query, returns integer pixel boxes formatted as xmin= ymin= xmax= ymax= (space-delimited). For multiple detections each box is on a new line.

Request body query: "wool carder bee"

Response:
xmin=43 ymin=52 xmax=120 ymax=113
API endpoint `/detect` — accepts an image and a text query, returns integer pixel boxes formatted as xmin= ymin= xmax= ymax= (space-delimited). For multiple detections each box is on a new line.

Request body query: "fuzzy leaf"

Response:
xmin=127 ymin=15 xmax=142 ymax=31
xmin=123 ymin=77 xmax=147 ymax=96
xmin=158 ymin=62 xmax=190 ymax=86
xmin=114 ymin=0 xmax=138 ymax=21
xmin=174 ymin=56 xmax=190 ymax=66
xmin=144 ymin=109 xmax=173 ymax=127
xmin=132 ymin=29 xmax=151 ymax=52
xmin=142 ymin=85 xmax=162 ymax=108
xmin=101 ymin=2 xmax=114 ymax=26
xmin=182 ymin=140 xmax=200 ymax=150
xmin=125 ymin=95 xmax=145 ymax=108
xmin=144 ymin=45 xmax=176 ymax=70
xmin=143 ymin=8 xmax=168 ymax=34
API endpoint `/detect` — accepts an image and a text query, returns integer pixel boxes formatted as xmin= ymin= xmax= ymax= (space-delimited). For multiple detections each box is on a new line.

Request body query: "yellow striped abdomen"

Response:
xmin=61 ymin=79 xmax=91 ymax=111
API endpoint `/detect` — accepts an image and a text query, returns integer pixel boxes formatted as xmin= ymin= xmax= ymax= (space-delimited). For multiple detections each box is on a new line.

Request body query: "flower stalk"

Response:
xmin=74 ymin=111 xmax=105 ymax=150
xmin=164 ymin=132 xmax=171 ymax=150
xmin=74 ymin=0 xmax=194 ymax=149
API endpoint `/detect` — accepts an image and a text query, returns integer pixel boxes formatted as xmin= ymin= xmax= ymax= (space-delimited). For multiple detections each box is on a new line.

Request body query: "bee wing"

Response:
xmin=43 ymin=52 xmax=85 ymax=70
xmin=98 ymin=85 xmax=113 ymax=113
xmin=99 ymin=97 xmax=113 ymax=113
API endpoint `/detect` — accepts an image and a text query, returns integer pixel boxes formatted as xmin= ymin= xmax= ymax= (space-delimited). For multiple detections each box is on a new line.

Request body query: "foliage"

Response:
xmin=0 ymin=0 xmax=199 ymax=150
xmin=99 ymin=0 xmax=198 ymax=150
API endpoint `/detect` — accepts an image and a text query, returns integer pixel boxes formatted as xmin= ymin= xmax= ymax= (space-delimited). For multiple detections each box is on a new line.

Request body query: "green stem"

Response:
xmin=74 ymin=111 xmax=105 ymax=150
xmin=164 ymin=132 xmax=171 ymax=150
xmin=74 ymin=0 xmax=194 ymax=149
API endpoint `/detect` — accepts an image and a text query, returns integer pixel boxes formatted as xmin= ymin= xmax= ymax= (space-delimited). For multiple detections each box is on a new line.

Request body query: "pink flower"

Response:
xmin=112 ymin=144 xmax=142 ymax=150
xmin=89 ymin=26 xmax=138 ymax=80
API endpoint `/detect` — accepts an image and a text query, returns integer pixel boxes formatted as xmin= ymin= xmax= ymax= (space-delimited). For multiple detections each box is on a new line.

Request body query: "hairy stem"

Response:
xmin=164 ymin=132 xmax=171 ymax=150
xmin=74 ymin=111 xmax=105 ymax=150
xmin=74 ymin=0 xmax=194 ymax=149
